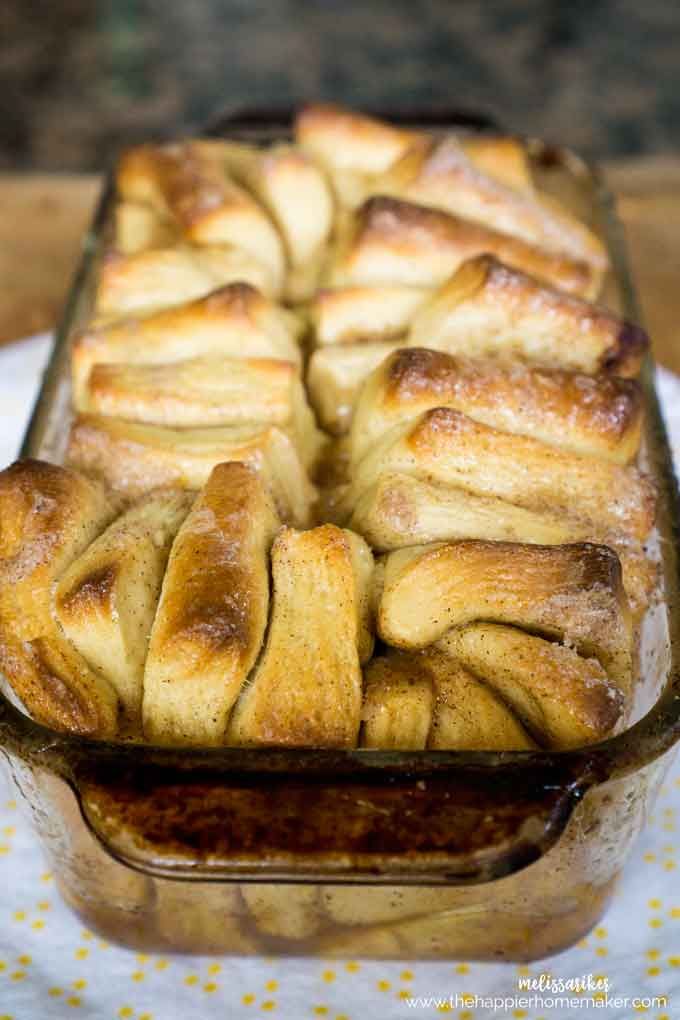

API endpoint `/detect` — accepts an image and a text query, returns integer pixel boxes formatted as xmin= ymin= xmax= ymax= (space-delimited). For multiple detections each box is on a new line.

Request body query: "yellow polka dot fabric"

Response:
xmin=1 ymin=362 xmax=680 ymax=1020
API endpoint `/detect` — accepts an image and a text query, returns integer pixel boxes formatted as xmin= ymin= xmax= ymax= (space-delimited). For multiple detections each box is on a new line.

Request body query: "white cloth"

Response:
xmin=0 ymin=332 xmax=53 ymax=467
xmin=1 ymin=335 xmax=680 ymax=1020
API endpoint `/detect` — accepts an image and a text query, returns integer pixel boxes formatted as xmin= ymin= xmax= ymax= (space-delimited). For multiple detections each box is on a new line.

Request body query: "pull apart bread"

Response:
xmin=0 ymin=461 xmax=372 ymax=747
xmin=116 ymin=138 xmax=333 ymax=302
xmin=295 ymin=102 xmax=533 ymax=206
xmin=296 ymin=103 xmax=605 ymax=283
xmin=369 ymin=540 xmax=630 ymax=749
xmin=0 ymin=105 xmax=657 ymax=756
xmin=67 ymin=415 xmax=315 ymax=526
xmin=307 ymin=248 xmax=646 ymax=428
xmin=324 ymin=196 xmax=598 ymax=297
xmin=406 ymin=254 xmax=647 ymax=377
xmin=72 ymin=283 xmax=304 ymax=405
xmin=96 ymin=245 xmax=280 ymax=316
xmin=116 ymin=142 xmax=287 ymax=292
xmin=228 ymin=524 xmax=373 ymax=748
xmin=342 ymin=405 xmax=653 ymax=539
xmin=142 ymin=462 xmax=280 ymax=746
xmin=0 ymin=461 xmax=119 ymax=736
xmin=350 ymin=347 xmax=643 ymax=466
xmin=341 ymin=346 xmax=656 ymax=615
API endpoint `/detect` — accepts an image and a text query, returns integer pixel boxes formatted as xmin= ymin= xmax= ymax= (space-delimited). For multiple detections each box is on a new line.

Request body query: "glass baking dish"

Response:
xmin=2 ymin=110 xmax=679 ymax=961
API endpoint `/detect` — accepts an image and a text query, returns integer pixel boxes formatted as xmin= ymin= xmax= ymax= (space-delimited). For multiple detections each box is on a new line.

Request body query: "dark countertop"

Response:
xmin=3 ymin=0 xmax=680 ymax=171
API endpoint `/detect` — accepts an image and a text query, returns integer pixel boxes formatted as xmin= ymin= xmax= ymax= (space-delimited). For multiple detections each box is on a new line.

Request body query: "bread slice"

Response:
xmin=142 ymin=463 xmax=280 ymax=746
xmin=325 ymin=196 xmax=598 ymax=298
xmin=377 ymin=539 xmax=632 ymax=694
xmin=113 ymin=200 xmax=178 ymax=254
xmin=309 ymin=284 xmax=428 ymax=346
xmin=95 ymin=244 xmax=278 ymax=318
xmin=407 ymin=255 xmax=647 ymax=377
xmin=373 ymin=136 xmax=608 ymax=285
xmin=117 ymin=142 xmax=285 ymax=290
xmin=349 ymin=472 xmax=579 ymax=550
xmin=360 ymin=653 xmax=434 ymax=749
xmin=0 ymin=460 xmax=118 ymax=736
xmin=83 ymin=356 xmax=323 ymax=468
xmin=347 ymin=472 xmax=656 ymax=620
xmin=426 ymin=650 xmax=536 ymax=751
xmin=343 ymin=407 xmax=656 ymax=542
xmin=79 ymin=349 xmax=306 ymax=433
xmin=55 ymin=491 xmax=192 ymax=728
xmin=228 ymin=525 xmax=373 ymax=747
xmin=360 ymin=648 xmax=535 ymax=751
xmin=67 ymin=414 xmax=315 ymax=526
xmin=350 ymin=347 xmax=643 ymax=466
xmin=295 ymin=103 xmax=421 ymax=207
xmin=73 ymin=282 xmax=302 ymax=406
xmin=295 ymin=104 xmax=533 ymax=204
xmin=307 ymin=341 xmax=400 ymax=434
xmin=460 ymin=134 xmax=534 ymax=193
xmin=214 ymin=140 xmax=334 ymax=301
xmin=441 ymin=623 xmax=624 ymax=748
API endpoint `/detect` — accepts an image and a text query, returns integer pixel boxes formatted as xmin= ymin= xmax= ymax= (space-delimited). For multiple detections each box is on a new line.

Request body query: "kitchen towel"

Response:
xmin=0 ymin=334 xmax=678 ymax=1020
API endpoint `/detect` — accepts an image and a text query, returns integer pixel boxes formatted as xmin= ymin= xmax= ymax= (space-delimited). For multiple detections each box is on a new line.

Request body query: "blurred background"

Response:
xmin=2 ymin=0 xmax=680 ymax=171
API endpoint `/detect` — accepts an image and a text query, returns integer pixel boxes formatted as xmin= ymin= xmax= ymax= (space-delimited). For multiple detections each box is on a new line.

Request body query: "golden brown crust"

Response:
xmin=460 ymin=135 xmax=534 ymax=193
xmin=348 ymin=471 xmax=580 ymax=550
xmin=360 ymin=649 xmax=535 ymax=751
xmin=350 ymin=347 xmax=643 ymax=466
xmin=346 ymin=472 xmax=656 ymax=620
xmin=295 ymin=106 xmax=533 ymax=207
xmin=374 ymin=137 xmax=607 ymax=280
xmin=441 ymin=623 xmax=624 ymax=748
xmin=309 ymin=285 xmax=428 ymax=347
xmin=55 ymin=491 xmax=192 ymax=729
xmin=360 ymin=652 xmax=434 ymax=749
xmin=117 ymin=144 xmax=168 ymax=207
xmin=614 ymin=543 xmax=660 ymax=621
xmin=82 ymin=356 xmax=323 ymax=469
xmin=0 ymin=460 xmax=118 ymax=736
xmin=12 ymin=109 xmax=651 ymax=752
xmin=217 ymin=140 xmax=335 ymax=301
xmin=73 ymin=283 xmax=302 ymax=407
xmin=113 ymin=200 xmax=178 ymax=254
xmin=142 ymin=463 xmax=280 ymax=746
xmin=228 ymin=525 xmax=373 ymax=748
xmin=295 ymin=104 xmax=421 ymax=174
xmin=407 ymin=255 xmax=648 ymax=377
xmin=95 ymin=245 xmax=279 ymax=318
xmin=426 ymin=649 xmax=537 ymax=751
xmin=294 ymin=104 xmax=421 ymax=207
xmin=307 ymin=341 xmax=401 ymax=434
xmin=67 ymin=414 xmax=314 ymax=526
xmin=377 ymin=539 xmax=632 ymax=694
xmin=326 ymin=196 xmax=599 ymax=298
xmin=344 ymin=407 xmax=656 ymax=542
xmin=117 ymin=142 xmax=285 ymax=288
xmin=391 ymin=469 xmax=652 ymax=619
xmin=85 ymin=354 xmax=293 ymax=423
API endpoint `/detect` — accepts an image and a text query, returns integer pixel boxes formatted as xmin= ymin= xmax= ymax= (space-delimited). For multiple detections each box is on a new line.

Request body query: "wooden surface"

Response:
xmin=0 ymin=175 xmax=100 ymax=345
xmin=1 ymin=163 xmax=680 ymax=373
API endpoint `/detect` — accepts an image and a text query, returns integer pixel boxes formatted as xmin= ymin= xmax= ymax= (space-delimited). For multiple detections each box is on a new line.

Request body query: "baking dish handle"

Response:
xmin=0 ymin=690 xmax=664 ymax=886
xmin=68 ymin=752 xmax=594 ymax=886
xmin=201 ymin=104 xmax=502 ymax=138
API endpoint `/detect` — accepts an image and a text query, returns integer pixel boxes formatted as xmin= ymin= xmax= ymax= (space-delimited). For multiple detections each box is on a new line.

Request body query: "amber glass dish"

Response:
xmin=1 ymin=111 xmax=679 ymax=960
